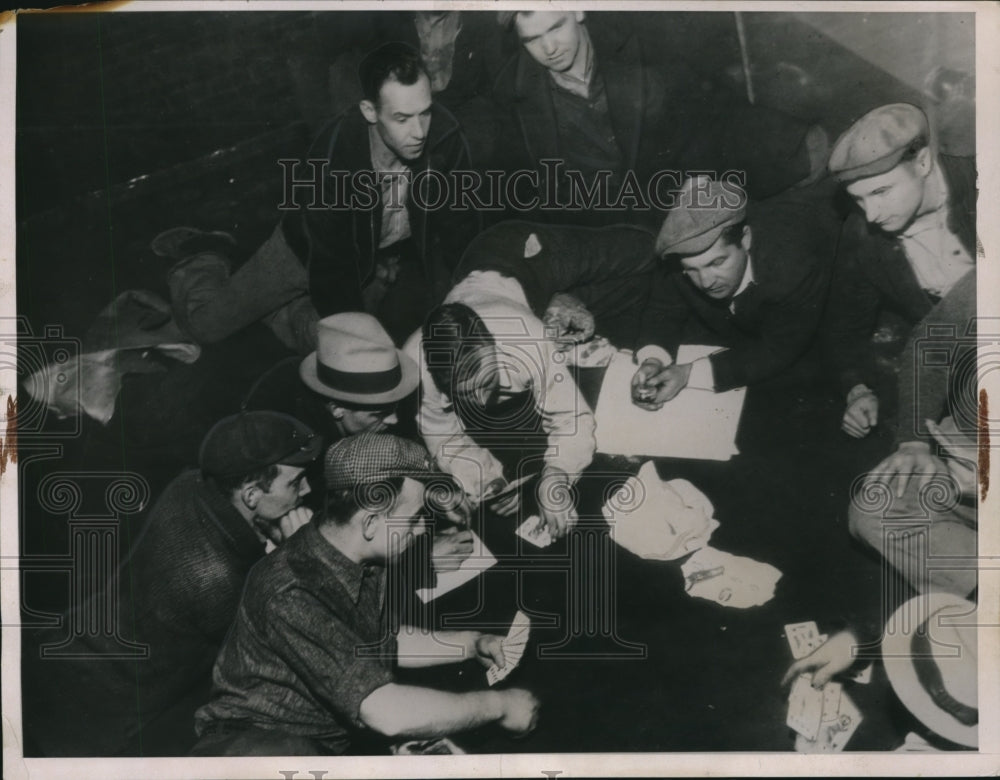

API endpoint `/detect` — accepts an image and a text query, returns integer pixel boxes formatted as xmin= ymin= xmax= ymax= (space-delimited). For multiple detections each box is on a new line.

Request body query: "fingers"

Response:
xmin=812 ymin=664 xmax=835 ymax=688
xmin=781 ymin=659 xmax=808 ymax=687
xmin=490 ymin=492 xmax=520 ymax=516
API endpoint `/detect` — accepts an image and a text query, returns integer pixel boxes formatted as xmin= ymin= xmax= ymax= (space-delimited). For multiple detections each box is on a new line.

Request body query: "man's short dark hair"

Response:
xmin=422 ymin=302 xmax=495 ymax=398
xmin=663 ymin=220 xmax=748 ymax=268
xmin=208 ymin=463 xmax=281 ymax=497
xmin=359 ymin=41 xmax=428 ymax=104
xmin=321 ymin=476 xmax=406 ymax=527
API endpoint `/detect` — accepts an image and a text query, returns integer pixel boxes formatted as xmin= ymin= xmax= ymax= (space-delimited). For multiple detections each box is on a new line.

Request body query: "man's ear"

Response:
xmin=240 ymin=483 xmax=261 ymax=511
xmin=327 ymin=402 xmax=346 ymax=421
xmin=914 ymin=145 xmax=933 ymax=177
xmin=359 ymin=99 xmax=378 ymax=125
xmin=361 ymin=512 xmax=379 ymax=542
xmin=741 ymin=225 xmax=753 ymax=254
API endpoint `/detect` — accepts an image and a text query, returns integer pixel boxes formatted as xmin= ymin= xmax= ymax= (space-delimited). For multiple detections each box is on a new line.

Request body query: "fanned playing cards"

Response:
xmin=486 ymin=610 xmax=531 ymax=686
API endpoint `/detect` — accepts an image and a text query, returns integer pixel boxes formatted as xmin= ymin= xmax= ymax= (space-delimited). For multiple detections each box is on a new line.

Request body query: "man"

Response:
xmin=193 ymin=433 xmax=540 ymax=755
xmin=824 ymin=103 xmax=976 ymax=439
xmin=245 ymin=312 xmax=475 ymax=576
xmin=22 ymin=411 xmax=322 ymax=756
xmin=164 ymin=41 xmax=479 ymax=353
xmin=406 ymin=257 xmax=598 ymax=539
xmin=631 ymin=176 xmax=833 ymax=405
xmin=849 ymin=269 xmax=977 ymax=597
xmin=492 ymin=11 xmax=827 ymax=224
xmin=243 ymin=312 xmax=418 ymax=445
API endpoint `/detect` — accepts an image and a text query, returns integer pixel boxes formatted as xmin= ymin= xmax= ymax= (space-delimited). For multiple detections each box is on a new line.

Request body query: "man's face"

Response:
xmin=844 ymin=152 xmax=932 ymax=234
xmin=679 ymin=228 xmax=751 ymax=300
xmin=515 ymin=11 xmax=587 ymax=74
xmin=254 ymin=464 xmax=311 ymax=521
xmin=376 ymin=477 xmax=428 ymax=560
xmin=364 ymin=74 xmax=433 ymax=162
xmin=329 ymin=403 xmax=399 ymax=436
xmin=453 ymin=344 xmax=502 ymax=410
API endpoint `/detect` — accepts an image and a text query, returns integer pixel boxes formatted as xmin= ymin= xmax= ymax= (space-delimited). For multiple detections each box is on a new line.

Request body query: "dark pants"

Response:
xmin=191 ymin=725 xmax=323 ymax=757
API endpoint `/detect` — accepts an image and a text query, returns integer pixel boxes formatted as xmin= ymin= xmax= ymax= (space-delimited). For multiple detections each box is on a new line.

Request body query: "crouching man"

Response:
xmin=192 ymin=432 xmax=539 ymax=755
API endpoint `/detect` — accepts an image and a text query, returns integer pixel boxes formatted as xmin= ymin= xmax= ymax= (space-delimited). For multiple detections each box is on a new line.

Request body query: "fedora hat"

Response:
xmin=300 ymin=313 xmax=418 ymax=405
xmin=882 ymin=592 xmax=978 ymax=747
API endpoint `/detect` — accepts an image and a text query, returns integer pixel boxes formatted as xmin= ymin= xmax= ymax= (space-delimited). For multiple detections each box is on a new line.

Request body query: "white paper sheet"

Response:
xmin=594 ymin=347 xmax=746 ymax=460
xmin=414 ymin=531 xmax=498 ymax=603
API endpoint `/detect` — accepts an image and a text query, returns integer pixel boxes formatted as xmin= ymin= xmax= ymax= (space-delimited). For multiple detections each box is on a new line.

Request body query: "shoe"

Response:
xmin=151 ymin=226 xmax=237 ymax=260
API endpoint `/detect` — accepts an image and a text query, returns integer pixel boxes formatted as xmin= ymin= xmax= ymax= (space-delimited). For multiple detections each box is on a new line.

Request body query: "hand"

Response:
xmin=631 ymin=360 xmax=691 ymax=410
xmin=536 ymin=466 xmax=577 ymax=539
xmin=432 ymin=479 xmax=473 ymax=527
xmin=484 ymin=477 xmax=520 ymax=517
xmin=473 ymin=633 xmax=506 ymax=669
xmin=865 ymin=440 xmax=947 ymax=498
xmin=497 ymin=688 xmax=540 ymax=735
xmin=431 ymin=527 xmax=474 ymax=573
xmin=266 ymin=506 xmax=313 ymax=545
xmin=842 ymin=385 xmax=879 ymax=438
xmin=544 ymin=293 xmax=595 ymax=350
xmin=927 ymin=419 xmax=977 ymax=498
xmin=781 ymin=631 xmax=858 ymax=688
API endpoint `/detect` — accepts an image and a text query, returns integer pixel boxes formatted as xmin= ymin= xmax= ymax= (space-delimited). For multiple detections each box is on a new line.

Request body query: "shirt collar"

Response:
xmin=369 ymin=124 xmax=409 ymax=175
xmin=296 ymin=521 xmax=380 ymax=604
xmin=196 ymin=472 xmax=266 ymax=563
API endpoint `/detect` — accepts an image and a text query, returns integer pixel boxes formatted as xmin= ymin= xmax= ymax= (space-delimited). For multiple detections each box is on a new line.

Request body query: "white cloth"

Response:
xmin=602 ymin=461 xmax=719 ymax=560
xmin=404 ymin=271 xmax=596 ymax=502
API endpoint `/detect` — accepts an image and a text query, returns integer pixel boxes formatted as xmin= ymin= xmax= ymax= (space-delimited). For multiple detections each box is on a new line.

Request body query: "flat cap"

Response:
xmin=324 ymin=432 xmax=433 ymax=493
xmin=656 ymin=176 xmax=748 ymax=257
xmin=829 ymin=103 xmax=929 ymax=182
xmin=199 ymin=411 xmax=321 ymax=478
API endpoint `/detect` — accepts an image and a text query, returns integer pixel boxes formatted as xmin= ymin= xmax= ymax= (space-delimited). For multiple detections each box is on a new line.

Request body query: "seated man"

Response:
xmin=848 ymin=269 xmax=977 ymax=597
xmin=405 ymin=252 xmax=599 ymax=538
xmin=824 ymin=103 xmax=976 ymax=439
xmin=492 ymin=11 xmax=828 ymax=224
xmin=23 ymin=411 xmax=322 ymax=757
xmin=244 ymin=312 xmax=418 ymax=445
xmin=631 ymin=176 xmax=832 ymax=406
xmin=164 ymin=41 xmax=479 ymax=353
xmin=193 ymin=433 xmax=540 ymax=756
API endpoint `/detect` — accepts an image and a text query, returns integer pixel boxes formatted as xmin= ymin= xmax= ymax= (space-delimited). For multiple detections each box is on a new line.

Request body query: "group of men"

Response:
xmin=24 ymin=10 xmax=978 ymax=757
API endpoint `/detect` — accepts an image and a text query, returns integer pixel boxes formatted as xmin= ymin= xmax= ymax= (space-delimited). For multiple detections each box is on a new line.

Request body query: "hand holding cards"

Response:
xmin=517 ymin=515 xmax=554 ymax=548
xmin=783 ymin=622 xmax=863 ymax=752
xmin=487 ymin=611 xmax=531 ymax=686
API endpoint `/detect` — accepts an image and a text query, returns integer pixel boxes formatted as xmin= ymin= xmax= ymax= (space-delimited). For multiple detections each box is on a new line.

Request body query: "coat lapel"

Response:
xmin=595 ymin=28 xmax=643 ymax=169
xmin=515 ymin=55 xmax=561 ymax=162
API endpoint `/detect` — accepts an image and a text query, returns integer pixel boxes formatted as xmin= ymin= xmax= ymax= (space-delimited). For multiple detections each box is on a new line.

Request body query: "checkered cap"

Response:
xmin=324 ymin=432 xmax=433 ymax=492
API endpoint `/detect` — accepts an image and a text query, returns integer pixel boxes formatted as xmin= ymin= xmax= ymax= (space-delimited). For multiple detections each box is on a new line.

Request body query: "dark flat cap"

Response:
xmin=655 ymin=176 xmax=748 ymax=257
xmin=829 ymin=103 xmax=929 ymax=182
xmin=199 ymin=411 xmax=321 ymax=478
xmin=325 ymin=432 xmax=433 ymax=493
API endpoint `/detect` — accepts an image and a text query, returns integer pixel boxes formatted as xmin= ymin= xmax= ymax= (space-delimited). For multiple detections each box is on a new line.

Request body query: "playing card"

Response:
xmin=784 ymin=621 xmax=820 ymax=659
xmin=846 ymin=663 xmax=872 ymax=685
xmin=786 ymin=674 xmax=824 ymax=740
xmin=795 ymin=686 xmax=862 ymax=753
xmin=516 ymin=515 xmax=554 ymax=548
xmin=820 ymin=681 xmax=842 ymax=722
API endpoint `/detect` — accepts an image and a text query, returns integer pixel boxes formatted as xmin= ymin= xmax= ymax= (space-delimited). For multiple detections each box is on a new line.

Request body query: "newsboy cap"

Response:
xmin=655 ymin=176 xmax=748 ymax=257
xmin=199 ymin=411 xmax=321 ymax=478
xmin=829 ymin=103 xmax=929 ymax=183
xmin=324 ymin=432 xmax=434 ymax=493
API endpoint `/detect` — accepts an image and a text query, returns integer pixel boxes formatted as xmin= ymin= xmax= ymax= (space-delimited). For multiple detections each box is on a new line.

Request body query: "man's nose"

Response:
xmin=384 ymin=412 xmax=399 ymax=426
xmin=299 ymin=478 xmax=311 ymax=498
xmin=542 ymin=36 xmax=558 ymax=56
